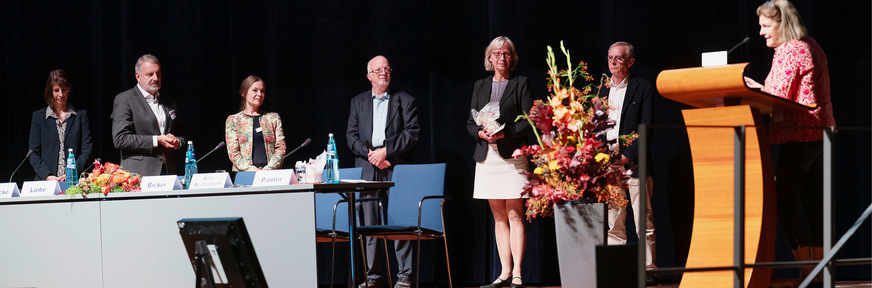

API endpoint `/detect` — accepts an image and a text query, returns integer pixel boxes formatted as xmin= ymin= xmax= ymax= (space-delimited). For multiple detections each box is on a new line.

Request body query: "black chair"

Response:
xmin=355 ymin=163 xmax=452 ymax=288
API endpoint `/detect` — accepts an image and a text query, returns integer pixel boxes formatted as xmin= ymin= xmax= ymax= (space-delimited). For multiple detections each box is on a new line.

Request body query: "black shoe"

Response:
xmin=645 ymin=271 xmax=658 ymax=286
xmin=359 ymin=278 xmax=383 ymax=288
xmin=480 ymin=277 xmax=511 ymax=288
xmin=509 ymin=276 xmax=524 ymax=288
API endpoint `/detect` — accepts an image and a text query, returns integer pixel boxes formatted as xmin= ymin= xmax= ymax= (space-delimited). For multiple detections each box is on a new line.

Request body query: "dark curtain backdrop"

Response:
xmin=2 ymin=0 xmax=869 ymax=285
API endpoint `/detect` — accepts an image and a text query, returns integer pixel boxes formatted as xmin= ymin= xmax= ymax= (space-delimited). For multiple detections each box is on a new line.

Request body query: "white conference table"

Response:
xmin=0 ymin=182 xmax=392 ymax=288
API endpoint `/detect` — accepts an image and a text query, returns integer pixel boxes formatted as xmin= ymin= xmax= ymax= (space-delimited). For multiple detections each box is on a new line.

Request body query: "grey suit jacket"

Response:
xmin=466 ymin=74 xmax=533 ymax=162
xmin=111 ymin=86 xmax=182 ymax=176
xmin=346 ymin=89 xmax=420 ymax=181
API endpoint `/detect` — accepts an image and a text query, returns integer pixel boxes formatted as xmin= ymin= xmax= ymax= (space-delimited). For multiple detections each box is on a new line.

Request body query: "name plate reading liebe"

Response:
xmin=20 ymin=181 xmax=61 ymax=197
xmin=140 ymin=176 xmax=183 ymax=192
xmin=188 ymin=173 xmax=233 ymax=190
xmin=252 ymin=169 xmax=295 ymax=186
xmin=0 ymin=183 xmax=20 ymax=198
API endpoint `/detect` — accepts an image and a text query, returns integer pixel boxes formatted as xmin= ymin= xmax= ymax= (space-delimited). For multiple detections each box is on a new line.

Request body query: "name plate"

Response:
xmin=252 ymin=169 xmax=295 ymax=186
xmin=0 ymin=183 xmax=20 ymax=197
xmin=20 ymin=181 xmax=61 ymax=197
xmin=701 ymin=50 xmax=728 ymax=67
xmin=189 ymin=173 xmax=233 ymax=190
xmin=140 ymin=176 xmax=183 ymax=192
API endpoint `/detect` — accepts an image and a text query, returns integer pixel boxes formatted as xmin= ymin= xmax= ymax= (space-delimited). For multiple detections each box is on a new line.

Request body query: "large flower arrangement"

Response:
xmin=514 ymin=41 xmax=637 ymax=219
xmin=66 ymin=160 xmax=142 ymax=195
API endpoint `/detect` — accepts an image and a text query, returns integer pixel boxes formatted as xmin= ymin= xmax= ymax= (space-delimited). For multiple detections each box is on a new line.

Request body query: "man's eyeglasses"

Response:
xmin=607 ymin=55 xmax=626 ymax=63
xmin=491 ymin=52 xmax=512 ymax=59
xmin=369 ymin=68 xmax=393 ymax=74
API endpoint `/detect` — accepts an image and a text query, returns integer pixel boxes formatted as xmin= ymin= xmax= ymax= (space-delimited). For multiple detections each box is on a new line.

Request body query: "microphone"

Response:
xmin=82 ymin=158 xmax=102 ymax=174
xmin=9 ymin=150 xmax=33 ymax=183
xmin=196 ymin=142 xmax=226 ymax=163
xmin=281 ymin=138 xmax=312 ymax=161
xmin=728 ymin=37 xmax=751 ymax=54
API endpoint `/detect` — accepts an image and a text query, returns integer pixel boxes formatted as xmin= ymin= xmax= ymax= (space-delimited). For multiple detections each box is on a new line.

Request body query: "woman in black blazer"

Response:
xmin=28 ymin=69 xmax=93 ymax=181
xmin=466 ymin=36 xmax=533 ymax=288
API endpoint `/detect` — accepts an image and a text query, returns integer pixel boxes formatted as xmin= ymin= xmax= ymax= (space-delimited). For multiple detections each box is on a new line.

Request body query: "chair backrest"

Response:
xmin=386 ymin=163 xmax=446 ymax=232
xmin=315 ymin=167 xmax=363 ymax=231
xmin=234 ymin=171 xmax=256 ymax=186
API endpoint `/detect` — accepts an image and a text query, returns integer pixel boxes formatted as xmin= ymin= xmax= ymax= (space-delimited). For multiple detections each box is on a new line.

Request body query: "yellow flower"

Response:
xmin=595 ymin=153 xmax=610 ymax=163
xmin=534 ymin=167 xmax=545 ymax=174
xmin=548 ymin=160 xmax=561 ymax=171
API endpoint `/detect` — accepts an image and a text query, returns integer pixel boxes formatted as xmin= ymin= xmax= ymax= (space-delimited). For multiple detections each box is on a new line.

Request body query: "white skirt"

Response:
xmin=473 ymin=144 xmax=529 ymax=199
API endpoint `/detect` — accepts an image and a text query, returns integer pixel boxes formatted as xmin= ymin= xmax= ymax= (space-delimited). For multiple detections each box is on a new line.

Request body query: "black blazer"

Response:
xmin=600 ymin=74 xmax=654 ymax=175
xmin=111 ymin=87 xmax=183 ymax=176
xmin=346 ymin=88 xmax=420 ymax=181
xmin=466 ymin=74 xmax=533 ymax=162
xmin=28 ymin=106 xmax=93 ymax=180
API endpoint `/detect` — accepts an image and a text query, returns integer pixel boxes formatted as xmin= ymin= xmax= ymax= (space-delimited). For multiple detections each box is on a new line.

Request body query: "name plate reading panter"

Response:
xmin=188 ymin=173 xmax=233 ymax=190
xmin=0 ymin=183 xmax=20 ymax=198
xmin=140 ymin=176 xmax=183 ymax=192
xmin=252 ymin=169 xmax=295 ymax=186
xmin=20 ymin=181 xmax=61 ymax=197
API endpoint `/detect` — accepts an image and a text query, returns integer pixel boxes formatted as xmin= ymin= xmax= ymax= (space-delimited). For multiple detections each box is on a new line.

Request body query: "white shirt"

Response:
xmin=606 ymin=76 xmax=629 ymax=150
xmin=137 ymin=84 xmax=166 ymax=147
xmin=371 ymin=90 xmax=390 ymax=147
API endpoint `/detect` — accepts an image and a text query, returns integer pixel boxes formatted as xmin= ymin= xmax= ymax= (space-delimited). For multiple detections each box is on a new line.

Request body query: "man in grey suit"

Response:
xmin=346 ymin=55 xmax=420 ymax=288
xmin=111 ymin=54 xmax=182 ymax=176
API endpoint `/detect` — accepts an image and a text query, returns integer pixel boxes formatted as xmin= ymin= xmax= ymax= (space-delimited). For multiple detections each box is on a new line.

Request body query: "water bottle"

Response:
xmin=184 ymin=141 xmax=198 ymax=189
xmin=325 ymin=133 xmax=340 ymax=183
xmin=65 ymin=148 xmax=78 ymax=187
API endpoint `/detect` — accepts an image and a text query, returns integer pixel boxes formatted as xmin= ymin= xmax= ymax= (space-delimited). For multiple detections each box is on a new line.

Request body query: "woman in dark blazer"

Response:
xmin=29 ymin=69 xmax=92 ymax=181
xmin=466 ymin=36 xmax=533 ymax=288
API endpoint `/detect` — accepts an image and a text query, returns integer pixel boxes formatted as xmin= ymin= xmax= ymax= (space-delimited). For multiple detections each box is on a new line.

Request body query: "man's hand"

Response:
xmin=158 ymin=134 xmax=180 ymax=149
xmin=368 ymin=147 xmax=389 ymax=168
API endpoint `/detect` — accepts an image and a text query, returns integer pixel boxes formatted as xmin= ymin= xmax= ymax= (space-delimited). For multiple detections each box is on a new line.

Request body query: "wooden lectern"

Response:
xmin=656 ymin=63 xmax=813 ymax=288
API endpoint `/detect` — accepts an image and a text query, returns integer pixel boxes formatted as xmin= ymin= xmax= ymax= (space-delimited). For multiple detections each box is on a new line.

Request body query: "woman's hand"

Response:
xmin=744 ymin=76 xmax=763 ymax=89
xmin=478 ymin=128 xmax=505 ymax=143
xmin=46 ymin=175 xmax=66 ymax=181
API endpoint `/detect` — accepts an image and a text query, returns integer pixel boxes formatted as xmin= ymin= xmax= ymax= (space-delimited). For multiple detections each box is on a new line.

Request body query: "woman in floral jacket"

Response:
xmin=225 ymin=75 xmax=286 ymax=171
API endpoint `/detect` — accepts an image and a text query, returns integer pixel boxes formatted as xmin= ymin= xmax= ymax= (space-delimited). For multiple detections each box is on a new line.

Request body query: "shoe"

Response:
xmin=358 ymin=278 xmax=383 ymax=288
xmin=480 ymin=277 xmax=511 ymax=288
xmin=394 ymin=275 xmax=412 ymax=288
xmin=510 ymin=276 xmax=524 ymax=288
xmin=645 ymin=271 xmax=658 ymax=286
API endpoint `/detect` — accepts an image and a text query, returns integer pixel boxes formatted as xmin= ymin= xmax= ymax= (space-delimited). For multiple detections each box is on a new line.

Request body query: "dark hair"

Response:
xmin=238 ymin=75 xmax=266 ymax=113
xmin=44 ymin=69 xmax=71 ymax=108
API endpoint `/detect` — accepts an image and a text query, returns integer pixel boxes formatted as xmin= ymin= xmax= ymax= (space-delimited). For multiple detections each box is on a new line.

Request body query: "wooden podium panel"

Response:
xmin=680 ymin=106 xmax=776 ymax=288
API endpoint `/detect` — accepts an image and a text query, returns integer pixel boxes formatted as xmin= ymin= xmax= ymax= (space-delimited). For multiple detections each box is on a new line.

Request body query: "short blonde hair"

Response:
xmin=484 ymin=36 xmax=518 ymax=71
xmin=757 ymin=0 xmax=807 ymax=44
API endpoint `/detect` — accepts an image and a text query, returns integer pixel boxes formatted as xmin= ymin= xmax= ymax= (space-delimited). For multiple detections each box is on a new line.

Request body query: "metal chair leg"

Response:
xmin=443 ymin=234 xmax=453 ymax=288
xmin=330 ymin=237 xmax=336 ymax=288
xmin=383 ymin=238 xmax=392 ymax=288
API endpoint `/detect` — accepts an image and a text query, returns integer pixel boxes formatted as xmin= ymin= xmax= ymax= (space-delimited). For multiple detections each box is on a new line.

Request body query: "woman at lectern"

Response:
xmin=466 ymin=36 xmax=532 ymax=288
xmin=744 ymin=0 xmax=835 ymax=282
xmin=28 ymin=69 xmax=93 ymax=181
xmin=225 ymin=75 xmax=286 ymax=171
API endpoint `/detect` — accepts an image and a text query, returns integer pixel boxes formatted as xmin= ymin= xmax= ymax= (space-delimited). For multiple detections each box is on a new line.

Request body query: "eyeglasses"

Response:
xmin=491 ymin=52 xmax=512 ymax=59
xmin=607 ymin=55 xmax=626 ymax=63
xmin=369 ymin=68 xmax=393 ymax=74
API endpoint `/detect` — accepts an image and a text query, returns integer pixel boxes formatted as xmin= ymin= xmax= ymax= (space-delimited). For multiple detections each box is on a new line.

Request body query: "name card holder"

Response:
xmin=701 ymin=51 xmax=728 ymax=67
xmin=140 ymin=175 xmax=183 ymax=192
xmin=20 ymin=181 xmax=61 ymax=197
xmin=188 ymin=173 xmax=233 ymax=190
xmin=252 ymin=169 xmax=295 ymax=186
xmin=0 ymin=183 xmax=20 ymax=197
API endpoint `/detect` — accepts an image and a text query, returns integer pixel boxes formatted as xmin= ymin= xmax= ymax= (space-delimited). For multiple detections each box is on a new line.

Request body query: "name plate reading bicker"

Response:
xmin=0 ymin=183 xmax=20 ymax=197
xmin=188 ymin=173 xmax=233 ymax=190
xmin=252 ymin=169 xmax=295 ymax=186
xmin=140 ymin=176 xmax=183 ymax=192
xmin=20 ymin=181 xmax=61 ymax=197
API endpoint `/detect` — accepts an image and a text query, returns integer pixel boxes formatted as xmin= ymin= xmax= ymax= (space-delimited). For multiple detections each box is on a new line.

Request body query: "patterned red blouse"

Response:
xmin=763 ymin=37 xmax=835 ymax=144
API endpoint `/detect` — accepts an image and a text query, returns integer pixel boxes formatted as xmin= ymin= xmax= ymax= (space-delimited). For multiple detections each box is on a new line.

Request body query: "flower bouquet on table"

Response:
xmin=514 ymin=41 xmax=637 ymax=219
xmin=66 ymin=160 xmax=142 ymax=196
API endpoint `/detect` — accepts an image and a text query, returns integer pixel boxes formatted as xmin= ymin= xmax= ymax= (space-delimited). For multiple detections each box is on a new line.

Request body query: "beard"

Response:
xmin=143 ymin=82 xmax=161 ymax=94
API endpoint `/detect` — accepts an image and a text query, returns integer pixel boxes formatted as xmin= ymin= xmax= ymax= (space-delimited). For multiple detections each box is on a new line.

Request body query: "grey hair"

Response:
xmin=134 ymin=54 xmax=160 ymax=73
xmin=609 ymin=41 xmax=636 ymax=60
xmin=366 ymin=55 xmax=388 ymax=72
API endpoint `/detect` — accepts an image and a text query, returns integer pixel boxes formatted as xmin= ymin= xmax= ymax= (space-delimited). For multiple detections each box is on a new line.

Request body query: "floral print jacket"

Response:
xmin=225 ymin=111 xmax=286 ymax=171
xmin=763 ymin=37 xmax=835 ymax=144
